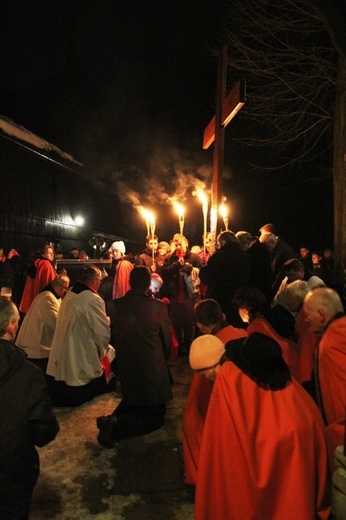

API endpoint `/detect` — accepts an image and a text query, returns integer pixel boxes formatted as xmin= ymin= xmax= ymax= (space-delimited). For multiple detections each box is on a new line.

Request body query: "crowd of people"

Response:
xmin=0 ymin=223 xmax=345 ymax=519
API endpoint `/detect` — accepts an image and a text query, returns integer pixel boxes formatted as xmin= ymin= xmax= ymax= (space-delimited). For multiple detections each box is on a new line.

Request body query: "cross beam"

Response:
xmin=203 ymin=46 xmax=246 ymax=235
xmin=203 ymin=78 xmax=246 ymax=150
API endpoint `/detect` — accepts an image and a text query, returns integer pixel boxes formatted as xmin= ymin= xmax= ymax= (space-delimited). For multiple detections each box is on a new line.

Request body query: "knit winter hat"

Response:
xmin=110 ymin=241 xmax=126 ymax=255
xmin=189 ymin=335 xmax=225 ymax=371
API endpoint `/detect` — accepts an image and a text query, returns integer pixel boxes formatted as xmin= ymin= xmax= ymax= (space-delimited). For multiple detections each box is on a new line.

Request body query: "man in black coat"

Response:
xmin=97 ymin=266 xmax=173 ymax=448
xmin=200 ymin=231 xmax=251 ymax=326
xmin=259 ymin=231 xmax=297 ymax=295
xmin=0 ymin=297 xmax=59 ymax=520
xmin=161 ymin=233 xmax=202 ymax=354
xmin=235 ymin=232 xmax=273 ymax=303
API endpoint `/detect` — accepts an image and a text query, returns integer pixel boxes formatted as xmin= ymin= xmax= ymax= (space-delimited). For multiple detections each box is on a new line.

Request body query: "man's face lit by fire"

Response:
xmin=173 ymin=234 xmax=187 ymax=253
xmin=147 ymin=239 xmax=158 ymax=253
xmin=311 ymin=254 xmax=322 ymax=266
xmin=299 ymin=247 xmax=309 ymax=259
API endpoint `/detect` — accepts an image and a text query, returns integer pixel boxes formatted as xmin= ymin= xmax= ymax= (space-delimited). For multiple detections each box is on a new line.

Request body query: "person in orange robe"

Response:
xmin=182 ymin=299 xmax=247 ymax=485
xmin=19 ymin=244 xmax=57 ymax=314
xmin=232 ymin=286 xmax=300 ymax=380
xmin=304 ymin=287 xmax=346 ymax=469
xmin=247 ymin=315 xmax=300 ymax=379
xmin=195 ymin=333 xmax=331 ymax=520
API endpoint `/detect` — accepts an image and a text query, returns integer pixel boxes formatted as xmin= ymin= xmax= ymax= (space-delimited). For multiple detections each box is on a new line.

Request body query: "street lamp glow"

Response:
xmin=74 ymin=215 xmax=85 ymax=227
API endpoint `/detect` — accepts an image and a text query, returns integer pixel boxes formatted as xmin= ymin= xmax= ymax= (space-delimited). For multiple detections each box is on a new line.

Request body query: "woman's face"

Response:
xmin=238 ymin=307 xmax=250 ymax=323
xmin=158 ymin=246 xmax=167 ymax=256
xmin=43 ymin=247 xmax=54 ymax=261
xmin=110 ymin=249 xmax=123 ymax=260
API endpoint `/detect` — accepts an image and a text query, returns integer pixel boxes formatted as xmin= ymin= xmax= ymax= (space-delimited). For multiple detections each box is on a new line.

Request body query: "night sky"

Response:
xmin=0 ymin=0 xmax=334 ymax=250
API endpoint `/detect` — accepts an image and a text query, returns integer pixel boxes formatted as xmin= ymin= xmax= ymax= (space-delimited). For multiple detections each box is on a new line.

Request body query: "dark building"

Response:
xmin=0 ymin=116 xmax=134 ymax=258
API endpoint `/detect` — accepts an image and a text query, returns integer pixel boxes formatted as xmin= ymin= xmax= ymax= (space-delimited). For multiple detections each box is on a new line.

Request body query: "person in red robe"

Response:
xmin=195 ymin=332 xmax=331 ymax=520
xmin=304 ymin=287 xmax=346 ymax=470
xmin=232 ymin=286 xmax=300 ymax=380
xmin=182 ymin=299 xmax=247 ymax=486
xmin=19 ymin=244 xmax=57 ymax=314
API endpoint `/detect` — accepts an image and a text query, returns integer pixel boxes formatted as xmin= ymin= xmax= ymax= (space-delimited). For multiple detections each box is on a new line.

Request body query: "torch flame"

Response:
xmin=219 ymin=204 xmax=228 ymax=219
xmin=173 ymin=202 xmax=185 ymax=219
xmin=141 ymin=208 xmax=155 ymax=237
xmin=196 ymin=190 xmax=208 ymax=206
xmin=219 ymin=204 xmax=229 ymax=231
xmin=141 ymin=208 xmax=155 ymax=222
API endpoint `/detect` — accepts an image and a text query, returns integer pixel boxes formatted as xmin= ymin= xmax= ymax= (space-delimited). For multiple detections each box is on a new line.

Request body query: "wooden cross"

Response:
xmin=203 ymin=46 xmax=246 ymax=234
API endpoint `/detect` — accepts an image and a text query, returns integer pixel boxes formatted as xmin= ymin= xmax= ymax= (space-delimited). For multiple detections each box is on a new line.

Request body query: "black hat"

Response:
xmin=226 ymin=332 xmax=291 ymax=390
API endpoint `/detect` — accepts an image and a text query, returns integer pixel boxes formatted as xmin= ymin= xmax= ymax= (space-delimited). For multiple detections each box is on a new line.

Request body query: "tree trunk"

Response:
xmin=333 ymin=56 xmax=346 ymax=284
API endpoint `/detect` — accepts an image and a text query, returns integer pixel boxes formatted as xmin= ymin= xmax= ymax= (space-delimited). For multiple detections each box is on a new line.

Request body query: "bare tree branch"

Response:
xmin=218 ymin=0 xmax=337 ymax=170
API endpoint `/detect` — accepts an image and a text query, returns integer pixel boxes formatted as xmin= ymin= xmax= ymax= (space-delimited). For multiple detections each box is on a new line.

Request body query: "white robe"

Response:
xmin=16 ymin=290 xmax=61 ymax=359
xmin=47 ymin=288 xmax=112 ymax=386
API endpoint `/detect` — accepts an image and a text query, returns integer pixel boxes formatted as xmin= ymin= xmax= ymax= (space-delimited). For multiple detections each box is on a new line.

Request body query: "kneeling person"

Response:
xmin=16 ymin=274 xmax=70 ymax=372
xmin=47 ymin=265 xmax=115 ymax=407
xmin=195 ymin=333 xmax=331 ymax=520
xmin=97 ymin=266 xmax=173 ymax=448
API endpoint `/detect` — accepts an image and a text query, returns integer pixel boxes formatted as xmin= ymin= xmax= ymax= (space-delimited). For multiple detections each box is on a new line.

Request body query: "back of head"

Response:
xmin=228 ymin=332 xmax=291 ymax=390
xmin=285 ymin=280 xmax=309 ymax=304
xmin=235 ymin=231 xmax=253 ymax=246
xmin=79 ymin=265 xmax=102 ymax=284
xmin=264 ymin=304 xmax=296 ymax=339
xmin=259 ymin=232 xmax=276 ymax=247
xmin=284 ymin=258 xmax=304 ymax=273
xmin=194 ymin=299 xmax=223 ymax=326
xmin=0 ymin=297 xmax=18 ymax=337
xmin=304 ymin=287 xmax=344 ymax=317
xmin=130 ymin=265 xmax=151 ymax=291
xmin=217 ymin=230 xmax=236 ymax=244
xmin=259 ymin=223 xmax=276 ymax=235
xmin=232 ymin=287 xmax=267 ymax=315
xmin=52 ymin=274 xmax=70 ymax=288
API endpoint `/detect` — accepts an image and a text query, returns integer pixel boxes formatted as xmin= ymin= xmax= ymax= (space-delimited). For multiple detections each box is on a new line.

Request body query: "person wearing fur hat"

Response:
xmin=99 ymin=240 xmax=133 ymax=306
xmin=195 ymin=332 xmax=331 ymax=520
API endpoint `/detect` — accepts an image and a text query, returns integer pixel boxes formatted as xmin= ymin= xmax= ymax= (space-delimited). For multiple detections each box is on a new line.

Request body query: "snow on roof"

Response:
xmin=0 ymin=115 xmax=83 ymax=166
